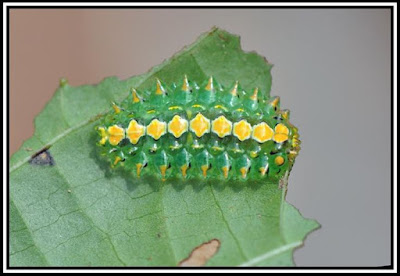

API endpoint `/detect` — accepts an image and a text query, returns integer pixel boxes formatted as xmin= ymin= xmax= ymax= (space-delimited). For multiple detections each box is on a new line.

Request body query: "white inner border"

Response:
xmin=4 ymin=2 xmax=397 ymax=273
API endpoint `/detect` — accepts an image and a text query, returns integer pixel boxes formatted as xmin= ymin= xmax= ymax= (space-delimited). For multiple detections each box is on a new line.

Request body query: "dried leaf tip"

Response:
xmin=59 ymin=78 xmax=68 ymax=88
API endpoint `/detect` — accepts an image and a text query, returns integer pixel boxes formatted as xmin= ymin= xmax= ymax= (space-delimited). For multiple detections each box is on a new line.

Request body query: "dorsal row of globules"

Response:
xmin=96 ymin=76 xmax=301 ymax=182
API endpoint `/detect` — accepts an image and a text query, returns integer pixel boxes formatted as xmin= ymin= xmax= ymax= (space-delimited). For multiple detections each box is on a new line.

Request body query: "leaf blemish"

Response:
xmin=29 ymin=147 xmax=55 ymax=166
xmin=178 ymin=239 xmax=220 ymax=267
xmin=218 ymin=33 xmax=228 ymax=42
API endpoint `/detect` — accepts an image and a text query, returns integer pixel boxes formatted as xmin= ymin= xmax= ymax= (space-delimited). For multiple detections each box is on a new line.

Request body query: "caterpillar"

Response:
xmin=96 ymin=76 xmax=300 ymax=183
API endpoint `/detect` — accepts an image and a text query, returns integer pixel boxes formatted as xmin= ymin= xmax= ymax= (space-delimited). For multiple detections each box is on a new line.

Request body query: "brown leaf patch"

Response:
xmin=178 ymin=239 xmax=220 ymax=267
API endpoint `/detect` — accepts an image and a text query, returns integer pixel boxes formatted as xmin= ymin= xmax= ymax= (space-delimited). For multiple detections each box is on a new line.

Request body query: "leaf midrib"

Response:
xmin=238 ymin=240 xmax=302 ymax=267
xmin=9 ymin=28 xmax=218 ymax=174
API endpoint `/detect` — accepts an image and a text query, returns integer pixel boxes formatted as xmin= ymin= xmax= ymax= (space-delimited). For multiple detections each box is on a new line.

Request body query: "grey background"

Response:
xmin=10 ymin=9 xmax=392 ymax=266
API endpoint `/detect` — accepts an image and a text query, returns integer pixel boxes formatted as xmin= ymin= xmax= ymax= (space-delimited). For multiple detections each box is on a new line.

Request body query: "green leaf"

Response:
xmin=9 ymin=27 xmax=319 ymax=267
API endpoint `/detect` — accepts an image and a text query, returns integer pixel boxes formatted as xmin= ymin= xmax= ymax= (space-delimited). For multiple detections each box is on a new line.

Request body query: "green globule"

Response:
xmin=96 ymin=76 xmax=301 ymax=184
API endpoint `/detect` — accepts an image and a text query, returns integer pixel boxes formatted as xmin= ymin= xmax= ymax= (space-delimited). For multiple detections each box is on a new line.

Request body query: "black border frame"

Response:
xmin=5 ymin=3 xmax=395 ymax=271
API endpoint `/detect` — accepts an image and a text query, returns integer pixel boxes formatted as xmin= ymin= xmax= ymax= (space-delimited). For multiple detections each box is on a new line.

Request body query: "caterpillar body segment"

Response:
xmin=96 ymin=76 xmax=300 ymax=182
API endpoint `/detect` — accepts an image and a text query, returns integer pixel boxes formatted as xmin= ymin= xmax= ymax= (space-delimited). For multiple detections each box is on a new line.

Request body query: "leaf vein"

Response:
xmin=9 ymin=199 xmax=50 ymax=266
xmin=209 ymin=184 xmax=248 ymax=262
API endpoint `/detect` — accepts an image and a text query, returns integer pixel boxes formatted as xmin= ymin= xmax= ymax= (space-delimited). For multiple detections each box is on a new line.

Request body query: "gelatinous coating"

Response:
xmin=96 ymin=76 xmax=301 ymax=182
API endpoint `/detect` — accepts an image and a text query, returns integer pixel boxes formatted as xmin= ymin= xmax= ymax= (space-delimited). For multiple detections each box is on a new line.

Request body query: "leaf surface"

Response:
xmin=9 ymin=27 xmax=319 ymax=267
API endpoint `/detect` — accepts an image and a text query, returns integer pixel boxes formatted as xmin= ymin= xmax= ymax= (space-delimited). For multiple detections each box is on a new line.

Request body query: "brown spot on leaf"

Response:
xmin=279 ymin=178 xmax=285 ymax=189
xmin=178 ymin=239 xmax=220 ymax=267
xmin=29 ymin=147 xmax=55 ymax=166
xmin=218 ymin=33 xmax=228 ymax=42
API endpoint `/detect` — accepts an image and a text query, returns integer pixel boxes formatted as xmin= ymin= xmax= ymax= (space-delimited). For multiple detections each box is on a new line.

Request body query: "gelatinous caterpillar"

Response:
xmin=96 ymin=76 xmax=301 ymax=183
